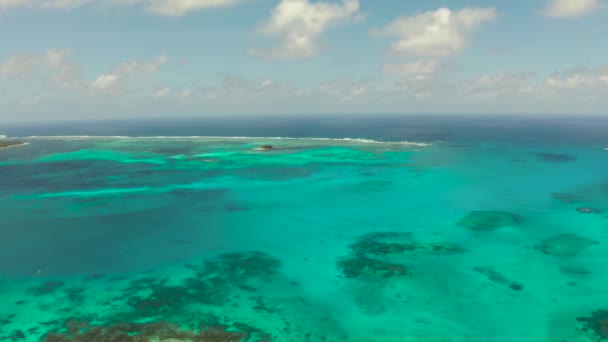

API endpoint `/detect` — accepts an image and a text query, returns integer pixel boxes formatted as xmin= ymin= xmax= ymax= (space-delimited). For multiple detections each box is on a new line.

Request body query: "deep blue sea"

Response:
xmin=1 ymin=115 xmax=607 ymax=341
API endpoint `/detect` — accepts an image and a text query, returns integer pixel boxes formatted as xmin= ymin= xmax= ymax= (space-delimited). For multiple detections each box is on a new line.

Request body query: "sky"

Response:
xmin=0 ymin=0 xmax=607 ymax=121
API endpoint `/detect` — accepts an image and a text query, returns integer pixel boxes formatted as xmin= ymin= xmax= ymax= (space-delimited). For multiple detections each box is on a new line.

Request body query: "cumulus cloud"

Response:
xmin=90 ymin=74 xmax=119 ymax=91
xmin=154 ymin=87 xmax=172 ymax=98
xmin=90 ymin=54 xmax=168 ymax=92
xmin=373 ymin=7 xmax=496 ymax=57
xmin=0 ymin=0 xmax=90 ymax=10
xmin=0 ymin=0 xmax=239 ymax=15
xmin=0 ymin=49 xmax=72 ymax=75
xmin=250 ymin=0 xmax=361 ymax=59
xmin=381 ymin=60 xmax=440 ymax=76
xmin=546 ymin=65 xmax=608 ymax=89
xmin=544 ymin=0 xmax=599 ymax=18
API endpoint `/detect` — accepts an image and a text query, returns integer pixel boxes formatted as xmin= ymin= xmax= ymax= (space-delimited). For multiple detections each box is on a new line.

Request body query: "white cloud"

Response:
xmin=0 ymin=0 xmax=239 ymax=15
xmin=0 ymin=49 xmax=72 ymax=75
xmin=111 ymin=54 xmax=168 ymax=75
xmin=544 ymin=0 xmax=599 ymax=18
xmin=0 ymin=0 xmax=90 ymax=10
xmin=373 ymin=7 xmax=496 ymax=57
xmin=546 ymin=65 xmax=608 ymax=90
xmin=90 ymin=54 xmax=168 ymax=92
xmin=382 ymin=60 xmax=440 ymax=76
xmin=90 ymin=74 xmax=119 ymax=91
xmin=154 ymin=87 xmax=172 ymax=98
xmin=250 ymin=0 xmax=361 ymax=59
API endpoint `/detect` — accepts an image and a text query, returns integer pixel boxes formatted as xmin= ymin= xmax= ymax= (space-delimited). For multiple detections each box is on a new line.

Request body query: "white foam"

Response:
xmin=0 ymin=135 xmax=6 ymax=139
xmin=19 ymin=135 xmax=431 ymax=146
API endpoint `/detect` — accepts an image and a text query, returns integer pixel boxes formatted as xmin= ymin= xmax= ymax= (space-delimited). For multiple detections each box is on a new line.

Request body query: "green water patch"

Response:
xmin=535 ymin=234 xmax=599 ymax=257
xmin=458 ymin=210 xmax=523 ymax=231
xmin=577 ymin=310 xmax=608 ymax=341
xmin=473 ymin=266 xmax=523 ymax=292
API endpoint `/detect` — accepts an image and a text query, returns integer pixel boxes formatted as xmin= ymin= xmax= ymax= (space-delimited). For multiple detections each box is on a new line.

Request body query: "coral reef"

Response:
xmin=349 ymin=240 xmax=465 ymax=256
xmin=458 ymin=211 xmax=522 ymax=231
xmin=551 ymin=192 xmax=583 ymax=203
xmin=338 ymin=232 xmax=465 ymax=279
xmin=535 ymin=234 xmax=599 ymax=257
xmin=26 ymin=281 xmax=64 ymax=296
xmin=41 ymin=320 xmax=256 ymax=342
xmin=198 ymin=251 xmax=281 ymax=283
xmin=577 ymin=310 xmax=608 ymax=341
xmin=338 ymin=256 xmax=411 ymax=278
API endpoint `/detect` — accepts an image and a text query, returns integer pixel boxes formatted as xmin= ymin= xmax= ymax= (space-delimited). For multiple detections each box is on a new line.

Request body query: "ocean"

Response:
xmin=0 ymin=114 xmax=607 ymax=341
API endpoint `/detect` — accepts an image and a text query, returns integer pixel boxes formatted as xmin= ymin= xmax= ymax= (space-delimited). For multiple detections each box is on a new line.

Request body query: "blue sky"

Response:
xmin=0 ymin=0 xmax=607 ymax=121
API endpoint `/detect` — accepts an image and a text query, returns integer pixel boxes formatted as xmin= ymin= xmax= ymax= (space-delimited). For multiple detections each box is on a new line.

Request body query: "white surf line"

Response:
xmin=18 ymin=135 xmax=432 ymax=146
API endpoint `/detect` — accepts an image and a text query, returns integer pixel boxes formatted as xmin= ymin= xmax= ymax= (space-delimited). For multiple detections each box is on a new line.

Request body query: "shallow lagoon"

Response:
xmin=0 ymin=135 xmax=608 ymax=341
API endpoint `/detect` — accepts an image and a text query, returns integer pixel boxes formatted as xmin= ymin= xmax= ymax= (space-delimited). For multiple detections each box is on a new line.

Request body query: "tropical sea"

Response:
xmin=0 ymin=114 xmax=607 ymax=342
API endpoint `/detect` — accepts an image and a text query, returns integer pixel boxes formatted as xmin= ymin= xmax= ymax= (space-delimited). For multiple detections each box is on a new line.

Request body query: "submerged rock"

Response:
xmin=474 ymin=266 xmax=523 ymax=291
xmin=458 ymin=211 xmax=522 ymax=231
xmin=577 ymin=309 xmax=608 ymax=341
xmin=535 ymin=234 xmax=599 ymax=257
xmin=551 ymin=192 xmax=583 ymax=203
xmin=338 ymin=256 xmax=411 ymax=278
xmin=577 ymin=207 xmax=604 ymax=214
xmin=259 ymin=145 xmax=274 ymax=151
xmin=560 ymin=265 xmax=591 ymax=276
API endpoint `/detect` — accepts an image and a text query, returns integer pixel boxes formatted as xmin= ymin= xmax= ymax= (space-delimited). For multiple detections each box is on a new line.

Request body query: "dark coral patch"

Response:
xmin=349 ymin=240 xmax=465 ymax=256
xmin=26 ymin=281 xmax=64 ymax=296
xmin=115 ymin=252 xmax=281 ymax=320
xmin=474 ymin=266 xmax=523 ymax=292
xmin=458 ymin=211 xmax=522 ymax=231
xmin=535 ymin=152 xmax=576 ymax=162
xmin=349 ymin=240 xmax=417 ymax=256
xmin=551 ymin=192 xmax=583 ymax=203
xmin=338 ymin=256 xmax=411 ymax=278
xmin=199 ymin=251 xmax=281 ymax=282
xmin=41 ymin=321 xmax=254 ymax=342
xmin=535 ymin=234 xmax=599 ymax=257
xmin=577 ymin=310 xmax=608 ymax=341
xmin=560 ymin=265 xmax=591 ymax=276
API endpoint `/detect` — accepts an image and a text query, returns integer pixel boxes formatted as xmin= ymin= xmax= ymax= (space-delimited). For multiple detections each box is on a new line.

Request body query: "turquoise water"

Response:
xmin=1 ymin=135 xmax=608 ymax=341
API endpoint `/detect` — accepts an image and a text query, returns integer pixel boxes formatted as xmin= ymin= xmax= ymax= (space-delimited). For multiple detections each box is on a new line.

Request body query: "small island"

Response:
xmin=0 ymin=141 xmax=26 ymax=149
xmin=256 ymin=145 xmax=275 ymax=151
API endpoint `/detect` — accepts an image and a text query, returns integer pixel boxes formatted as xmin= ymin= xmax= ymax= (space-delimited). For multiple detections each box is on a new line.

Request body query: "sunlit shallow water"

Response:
xmin=1 ymin=130 xmax=608 ymax=341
